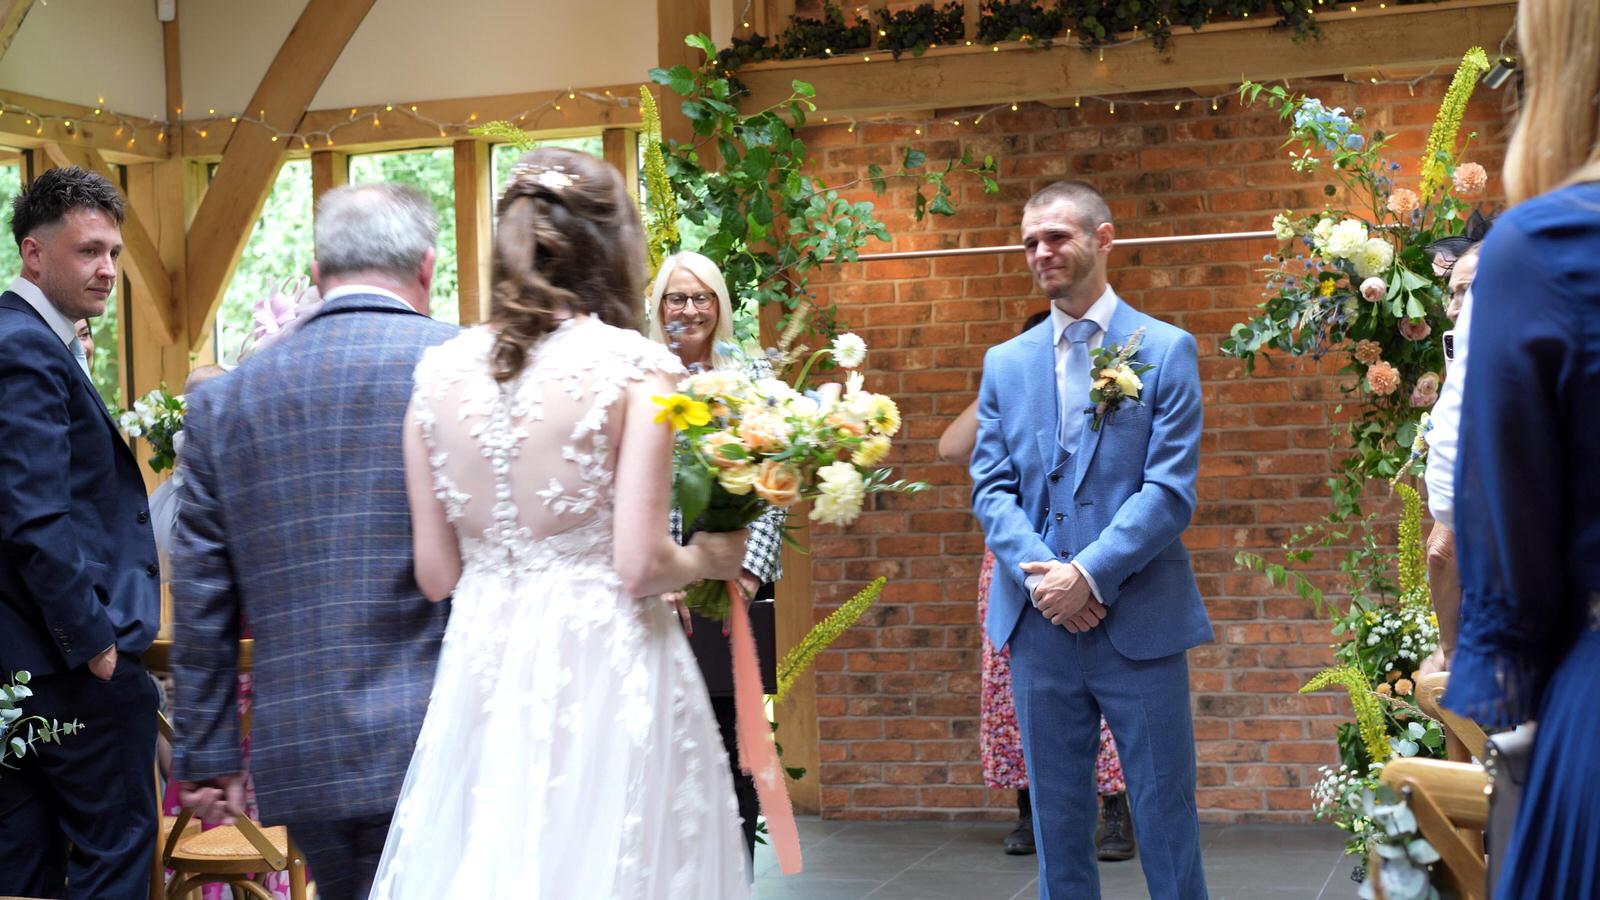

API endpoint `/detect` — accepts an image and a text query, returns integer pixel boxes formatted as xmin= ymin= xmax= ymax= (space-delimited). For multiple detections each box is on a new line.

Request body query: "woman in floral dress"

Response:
xmin=941 ymin=310 xmax=1134 ymax=861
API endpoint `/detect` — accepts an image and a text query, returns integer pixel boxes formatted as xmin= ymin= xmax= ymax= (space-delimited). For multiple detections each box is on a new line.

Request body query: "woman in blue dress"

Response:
xmin=1445 ymin=0 xmax=1600 ymax=895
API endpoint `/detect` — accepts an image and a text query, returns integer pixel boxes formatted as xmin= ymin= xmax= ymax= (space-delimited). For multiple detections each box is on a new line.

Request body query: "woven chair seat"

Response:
xmin=171 ymin=824 xmax=290 ymax=861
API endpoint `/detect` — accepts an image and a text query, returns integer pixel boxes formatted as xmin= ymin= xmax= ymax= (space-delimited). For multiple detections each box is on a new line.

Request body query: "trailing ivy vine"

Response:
xmin=651 ymin=34 xmax=998 ymax=346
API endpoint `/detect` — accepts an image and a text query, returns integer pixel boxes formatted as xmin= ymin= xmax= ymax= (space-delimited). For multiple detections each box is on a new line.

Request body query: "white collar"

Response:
xmin=1049 ymin=284 xmax=1119 ymax=345
xmin=7 ymin=275 xmax=78 ymax=348
xmin=320 ymin=284 xmax=413 ymax=308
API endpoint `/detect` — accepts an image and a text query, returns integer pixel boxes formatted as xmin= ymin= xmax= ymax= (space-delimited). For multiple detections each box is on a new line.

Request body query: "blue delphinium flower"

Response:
xmin=1345 ymin=134 xmax=1365 ymax=151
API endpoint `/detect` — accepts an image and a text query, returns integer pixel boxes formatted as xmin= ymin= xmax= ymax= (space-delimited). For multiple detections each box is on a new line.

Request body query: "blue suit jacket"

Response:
xmin=971 ymin=297 xmax=1213 ymax=659
xmin=0 ymin=292 xmax=160 ymax=675
xmin=170 ymin=292 xmax=457 ymax=822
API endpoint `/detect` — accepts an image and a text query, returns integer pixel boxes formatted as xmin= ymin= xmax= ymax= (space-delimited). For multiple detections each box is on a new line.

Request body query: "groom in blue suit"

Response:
xmin=972 ymin=181 xmax=1212 ymax=899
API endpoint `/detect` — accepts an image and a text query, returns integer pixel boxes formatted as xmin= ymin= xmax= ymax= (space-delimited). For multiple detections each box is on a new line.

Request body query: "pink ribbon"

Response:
xmin=728 ymin=581 xmax=802 ymax=875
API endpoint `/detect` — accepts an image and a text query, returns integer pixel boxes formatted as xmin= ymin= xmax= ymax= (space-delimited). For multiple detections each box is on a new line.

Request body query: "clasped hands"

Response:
xmin=1019 ymin=560 xmax=1107 ymax=633
xmin=179 ymin=772 xmax=250 ymax=825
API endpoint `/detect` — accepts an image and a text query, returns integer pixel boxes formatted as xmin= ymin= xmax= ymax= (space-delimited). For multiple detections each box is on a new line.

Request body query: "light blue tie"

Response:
xmin=1059 ymin=318 xmax=1099 ymax=454
xmin=69 ymin=334 xmax=90 ymax=379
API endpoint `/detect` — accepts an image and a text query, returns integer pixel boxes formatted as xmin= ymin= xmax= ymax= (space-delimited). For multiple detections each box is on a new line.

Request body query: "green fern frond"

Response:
xmin=639 ymin=86 xmax=679 ymax=276
xmin=1395 ymin=483 xmax=1427 ymax=601
xmin=1419 ymin=47 xmax=1490 ymax=198
xmin=468 ymin=120 xmax=537 ymax=151
xmin=1302 ymin=665 xmax=1391 ymax=764
xmin=774 ymin=577 xmax=885 ymax=704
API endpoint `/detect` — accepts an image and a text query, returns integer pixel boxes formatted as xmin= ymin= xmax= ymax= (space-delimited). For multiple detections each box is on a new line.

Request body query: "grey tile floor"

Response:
xmin=754 ymin=818 xmax=1360 ymax=899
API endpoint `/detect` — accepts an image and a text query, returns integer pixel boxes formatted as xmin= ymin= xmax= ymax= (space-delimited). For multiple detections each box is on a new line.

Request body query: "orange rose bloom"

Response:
xmin=702 ymin=431 xmax=746 ymax=469
xmin=753 ymin=460 xmax=802 ymax=508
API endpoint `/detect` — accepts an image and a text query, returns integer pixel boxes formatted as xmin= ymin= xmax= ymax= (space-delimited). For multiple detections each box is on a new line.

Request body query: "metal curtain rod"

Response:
xmin=843 ymin=229 xmax=1275 ymax=262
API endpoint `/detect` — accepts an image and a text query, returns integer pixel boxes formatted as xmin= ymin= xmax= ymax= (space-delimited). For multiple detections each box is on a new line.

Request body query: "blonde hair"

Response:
xmin=1503 ymin=0 xmax=1600 ymax=203
xmin=645 ymin=251 xmax=738 ymax=369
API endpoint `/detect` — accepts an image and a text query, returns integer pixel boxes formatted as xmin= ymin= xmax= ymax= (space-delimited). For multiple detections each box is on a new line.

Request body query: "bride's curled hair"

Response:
xmin=489 ymin=148 xmax=645 ymax=382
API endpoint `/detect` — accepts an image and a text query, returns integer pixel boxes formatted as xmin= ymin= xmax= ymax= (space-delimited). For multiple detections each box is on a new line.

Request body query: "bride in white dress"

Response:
xmin=369 ymin=149 xmax=752 ymax=898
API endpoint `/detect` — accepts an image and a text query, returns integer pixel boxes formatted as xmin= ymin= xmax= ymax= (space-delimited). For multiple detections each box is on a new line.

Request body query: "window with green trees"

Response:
xmin=215 ymin=159 xmax=313 ymax=365
xmin=350 ymin=148 xmax=459 ymax=324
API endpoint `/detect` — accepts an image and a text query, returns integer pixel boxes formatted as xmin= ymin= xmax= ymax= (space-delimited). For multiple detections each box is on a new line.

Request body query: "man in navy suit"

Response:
xmin=972 ymin=181 xmax=1212 ymax=899
xmin=171 ymin=184 xmax=457 ymax=900
xmin=0 ymin=166 xmax=161 ymax=898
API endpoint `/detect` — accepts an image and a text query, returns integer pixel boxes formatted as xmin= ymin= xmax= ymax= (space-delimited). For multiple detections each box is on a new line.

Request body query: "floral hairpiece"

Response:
xmin=510 ymin=162 xmax=580 ymax=192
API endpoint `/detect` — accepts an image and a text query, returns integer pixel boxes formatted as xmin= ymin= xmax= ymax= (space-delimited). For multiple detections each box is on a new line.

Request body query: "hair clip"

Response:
xmin=511 ymin=162 xmax=580 ymax=191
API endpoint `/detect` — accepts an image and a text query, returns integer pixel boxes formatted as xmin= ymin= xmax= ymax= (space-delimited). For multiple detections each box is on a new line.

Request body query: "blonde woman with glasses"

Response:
xmin=647 ymin=250 xmax=786 ymax=868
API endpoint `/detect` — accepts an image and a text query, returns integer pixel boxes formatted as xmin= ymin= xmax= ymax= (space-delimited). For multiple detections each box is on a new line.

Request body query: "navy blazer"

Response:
xmin=171 ymin=292 xmax=457 ymax=823
xmin=0 ymin=291 xmax=160 ymax=675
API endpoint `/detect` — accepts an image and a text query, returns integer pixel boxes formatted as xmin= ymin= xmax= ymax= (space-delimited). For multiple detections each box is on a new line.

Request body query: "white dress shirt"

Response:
xmin=1027 ymin=285 xmax=1120 ymax=606
xmin=321 ymin=284 xmax=412 ymax=307
xmin=8 ymin=275 xmax=79 ymax=349
xmin=1425 ymin=286 xmax=1473 ymax=529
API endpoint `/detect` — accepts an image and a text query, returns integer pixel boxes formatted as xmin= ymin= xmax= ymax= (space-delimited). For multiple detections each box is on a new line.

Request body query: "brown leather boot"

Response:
xmin=1095 ymin=791 xmax=1137 ymax=861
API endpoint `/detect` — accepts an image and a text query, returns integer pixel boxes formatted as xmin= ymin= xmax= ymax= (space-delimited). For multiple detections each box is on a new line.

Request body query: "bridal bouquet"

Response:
xmin=656 ymin=333 xmax=925 ymax=619
xmin=119 ymin=387 xmax=186 ymax=472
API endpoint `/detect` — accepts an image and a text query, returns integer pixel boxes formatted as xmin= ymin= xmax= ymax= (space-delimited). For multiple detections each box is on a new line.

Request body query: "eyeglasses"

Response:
xmin=663 ymin=291 xmax=717 ymax=311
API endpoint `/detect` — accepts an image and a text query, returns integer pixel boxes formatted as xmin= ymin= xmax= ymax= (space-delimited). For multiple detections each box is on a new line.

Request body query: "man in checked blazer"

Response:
xmin=171 ymin=184 xmax=457 ymax=900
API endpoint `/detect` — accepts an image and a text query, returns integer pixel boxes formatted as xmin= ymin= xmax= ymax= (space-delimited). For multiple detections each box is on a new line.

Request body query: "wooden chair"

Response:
xmin=152 ymin=710 xmax=202 ymax=900
xmin=146 ymin=639 xmax=311 ymax=900
xmin=1372 ymin=672 xmax=1491 ymax=900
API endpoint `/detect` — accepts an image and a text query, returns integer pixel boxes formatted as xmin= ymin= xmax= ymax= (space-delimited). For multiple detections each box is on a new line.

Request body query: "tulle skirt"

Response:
xmin=369 ymin=549 xmax=749 ymax=899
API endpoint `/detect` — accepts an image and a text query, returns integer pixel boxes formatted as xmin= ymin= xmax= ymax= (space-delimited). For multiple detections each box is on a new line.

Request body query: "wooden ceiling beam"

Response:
xmin=0 ymin=88 xmax=169 ymax=161
xmin=174 ymin=83 xmax=645 ymax=158
xmin=735 ymin=0 xmax=1516 ymax=119
xmin=0 ymin=0 xmax=33 ymax=60
xmin=182 ymin=0 xmax=375 ymax=340
xmin=42 ymin=142 xmax=180 ymax=344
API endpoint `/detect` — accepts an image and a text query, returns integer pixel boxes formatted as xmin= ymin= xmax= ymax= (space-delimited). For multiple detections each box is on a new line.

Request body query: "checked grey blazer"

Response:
xmin=170 ymin=292 xmax=457 ymax=823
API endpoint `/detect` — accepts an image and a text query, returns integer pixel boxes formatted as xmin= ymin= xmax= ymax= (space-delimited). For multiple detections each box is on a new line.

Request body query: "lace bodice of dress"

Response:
xmin=410 ymin=318 xmax=685 ymax=575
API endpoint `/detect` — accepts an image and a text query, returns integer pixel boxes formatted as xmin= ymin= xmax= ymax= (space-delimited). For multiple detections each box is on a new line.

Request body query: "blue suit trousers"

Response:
xmin=1010 ymin=604 xmax=1207 ymax=900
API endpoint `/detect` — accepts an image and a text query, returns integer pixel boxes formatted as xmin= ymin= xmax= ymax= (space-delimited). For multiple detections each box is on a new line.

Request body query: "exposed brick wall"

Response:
xmin=794 ymin=73 xmax=1514 ymax=822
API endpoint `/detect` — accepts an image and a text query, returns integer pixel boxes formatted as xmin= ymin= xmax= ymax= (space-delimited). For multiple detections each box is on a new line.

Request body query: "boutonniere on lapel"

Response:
xmin=1088 ymin=328 xmax=1156 ymax=431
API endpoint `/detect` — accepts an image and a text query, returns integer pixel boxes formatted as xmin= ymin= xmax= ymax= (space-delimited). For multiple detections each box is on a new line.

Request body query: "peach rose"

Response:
xmin=1367 ymin=360 xmax=1400 ymax=396
xmin=1410 ymin=372 xmax=1441 ymax=408
xmin=1398 ymin=318 xmax=1432 ymax=342
xmin=1354 ymin=340 xmax=1383 ymax=366
xmin=702 ymin=430 xmax=747 ymax=469
xmin=738 ymin=409 xmax=792 ymax=453
xmin=717 ymin=463 xmax=759 ymax=496
xmin=753 ymin=460 xmax=802 ymax=508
